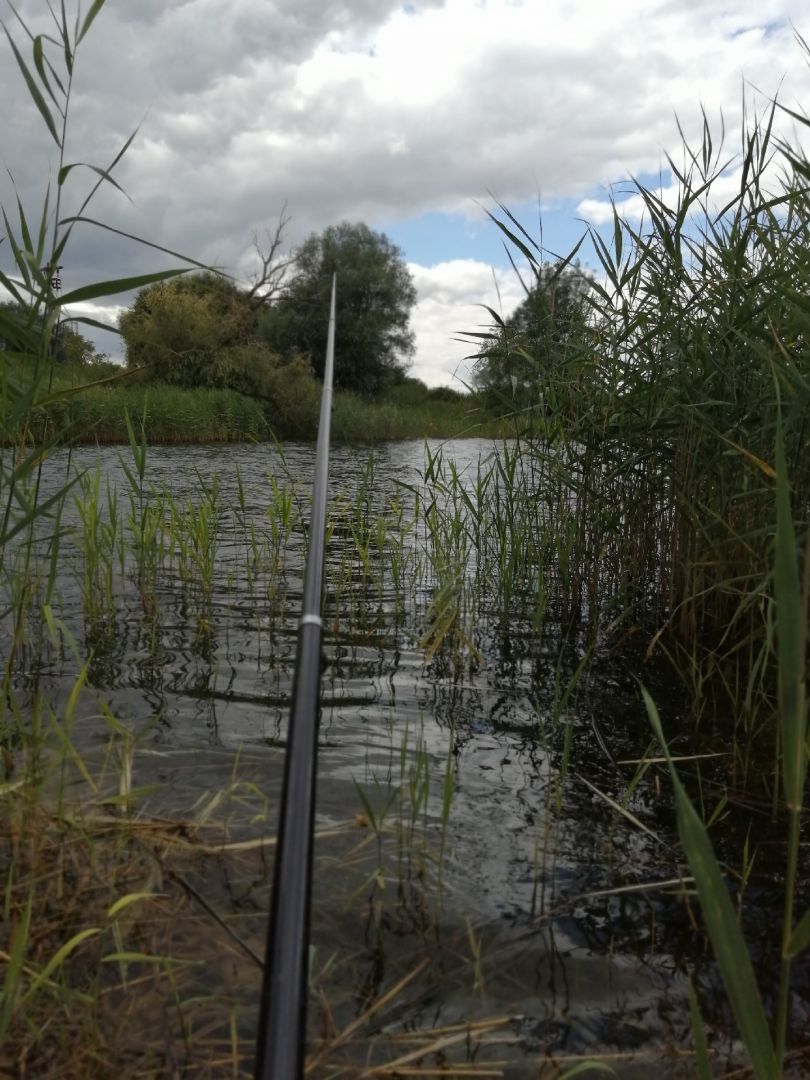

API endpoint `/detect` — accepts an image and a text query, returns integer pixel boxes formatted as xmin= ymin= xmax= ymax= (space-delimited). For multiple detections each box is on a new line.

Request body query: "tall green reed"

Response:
xmin=473 ymin=83 xmax=810 ymax=773
xmin=0 ymin=0 xmax=205 ymax=692
xmin=641 ymin=438 xmax=808 ymax=1078
xmin=469 ymin=66 xmax=810 ymax=1074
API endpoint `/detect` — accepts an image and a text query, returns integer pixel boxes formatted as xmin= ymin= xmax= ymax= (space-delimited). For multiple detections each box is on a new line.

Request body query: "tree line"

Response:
xmin=115 ymin=221 xmax=418 ymax=434
xmin=5 ymin=213 xmax=595 ymax=434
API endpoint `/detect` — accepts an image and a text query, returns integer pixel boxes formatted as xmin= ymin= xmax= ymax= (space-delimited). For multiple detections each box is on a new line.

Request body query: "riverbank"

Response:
xmin=6 ymin=361 xmax=512 ymax=444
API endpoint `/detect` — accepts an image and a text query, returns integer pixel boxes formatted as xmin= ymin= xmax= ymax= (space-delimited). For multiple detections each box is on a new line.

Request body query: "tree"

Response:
xmin=243 ymin=205 xmax=295 ymax=309
xmin=260 ymin=222 xmax=417 ymax=396
xmin=120 ymin=272 xmax=257 ymax=387
xmin=54 ymin=321 xmax=108 ymax=365
xmin=473 ymin=261 xmax=593 ymax=407
xmin=0 ymin=301 xmax=104 ymax=364
xmin=118 ymin=272 xmax=320 ymax=435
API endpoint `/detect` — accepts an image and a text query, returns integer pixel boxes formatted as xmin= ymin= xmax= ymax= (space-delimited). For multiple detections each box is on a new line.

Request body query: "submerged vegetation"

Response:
xmin=1 ymin=2 xmax=809 ymax=1077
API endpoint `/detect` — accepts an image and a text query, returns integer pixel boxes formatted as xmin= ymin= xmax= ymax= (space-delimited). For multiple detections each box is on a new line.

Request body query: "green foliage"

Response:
xmin=260 ymin=222 xmax=417 ymax=396
xmin=119 ymin=272 xmax=321 ymax=434
xmin=54 ymin=321 xmax=105 ymax=365
xmin=119 ymin=272 xmax=256 ymax=386
xmin=385 ymin=376 xmax=466 ymax=408
xmin=261 ymin=353 xmax=320 ymax=436
xmin=471 ymin=260 xmax=594 ymax=411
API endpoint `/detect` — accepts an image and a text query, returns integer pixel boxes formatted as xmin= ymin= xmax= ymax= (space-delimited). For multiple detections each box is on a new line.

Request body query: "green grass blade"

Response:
xmin=21 ymin=929 xmax=101 ymax=1005
xmin=787 ymin=909 xmax=810 ymax=958
xmin=2 ymin=27 xmax=60 ymax=144
xmin=57 ymin=0 xmax=73 ymax=75
xmin=558 ymin=1064 xmax=617 ymax=1078
xmin=77 ymin=0 xmax=106 ymax=45
xmin=0 ymin=896 xmax=32 ymax=1040
xmin=57 ymin=215 xmax=216 ymax=271
xmin=107 ymin=892 xmax=162 ymax=920
xmin=58 ymin=161 xmax=127 ymax=198
xmin=14 ymin=195 xmax=34 ymax=257
xmin=32 ymin=34 xmax=60 ymax=107
xmin=2 ymin=209 xmax=33 ymax=289
xmin=642 ymin=686 xmax=778 ymax=1079
xmin=773 ymin=414 xmax=806 ymax=810
xmin=688 ymin=978 xmax=714 ymax=1080
xmin=57 ymin=268 xmax=191 ymax=305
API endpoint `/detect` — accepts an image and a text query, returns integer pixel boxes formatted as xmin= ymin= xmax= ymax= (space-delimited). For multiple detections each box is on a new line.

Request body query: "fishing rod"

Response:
xmin=255 ymin=274 xmax=337 ymax=1080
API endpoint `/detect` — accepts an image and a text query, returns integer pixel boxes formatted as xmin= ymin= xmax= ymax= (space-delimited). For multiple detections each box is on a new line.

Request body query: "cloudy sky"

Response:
xmin=2 ymin=0 xmax=810 ymax=386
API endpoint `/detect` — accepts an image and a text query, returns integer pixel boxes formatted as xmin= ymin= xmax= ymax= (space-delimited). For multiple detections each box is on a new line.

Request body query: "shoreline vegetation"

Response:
xmin=4 ymin=361 xmax=510 ymax=445
xmin=2 ymin=3 xmax=810 ymax=1077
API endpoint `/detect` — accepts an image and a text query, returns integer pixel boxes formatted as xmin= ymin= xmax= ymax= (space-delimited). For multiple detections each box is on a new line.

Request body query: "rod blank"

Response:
xmin=255 ymin=274 xmax=337 ymax=1080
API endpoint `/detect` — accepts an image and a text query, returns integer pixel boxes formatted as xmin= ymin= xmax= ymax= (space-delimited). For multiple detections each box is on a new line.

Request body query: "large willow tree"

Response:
xmin=260 ymin=222 xmax=417 ymax=396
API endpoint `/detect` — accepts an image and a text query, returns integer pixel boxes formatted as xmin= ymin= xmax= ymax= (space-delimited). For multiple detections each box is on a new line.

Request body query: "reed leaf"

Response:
xmin=77 ymin=0 xmax=106 ymax=45
xmin=642 ymin=686 xmax=777 ymax=1079
xmin=2 ymin=27 xmax=60 ymax=144
xmin=773 ymin=410 xmax=806 ymax=810
xmin=57 ymin=267 xmax=191 ymax=305
xmin=107 ymin=892 xmax=163 ymax=920
xmin=688 ymin=978 xmax=714 ymax=1080
xmin=0 ymin=896 xmax=32 ymax=1040
xmin=787 ymin=908 xmax=810 ymax=958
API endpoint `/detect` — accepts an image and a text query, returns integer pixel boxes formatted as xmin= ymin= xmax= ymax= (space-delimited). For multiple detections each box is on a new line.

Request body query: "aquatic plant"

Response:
xmin=477 ymin=82 xmax=810 ymax=767
xmin=472 ymin=73 xmax=810 ymax=1075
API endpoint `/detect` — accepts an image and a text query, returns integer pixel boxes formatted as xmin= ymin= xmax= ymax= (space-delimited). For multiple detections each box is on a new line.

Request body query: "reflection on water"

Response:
xmin=2 ymin=438 xmax=799 ymax=1073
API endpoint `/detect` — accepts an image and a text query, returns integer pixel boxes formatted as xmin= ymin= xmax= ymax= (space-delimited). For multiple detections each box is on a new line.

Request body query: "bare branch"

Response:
xmin=244 ymin=204 xmax=294 ymax=307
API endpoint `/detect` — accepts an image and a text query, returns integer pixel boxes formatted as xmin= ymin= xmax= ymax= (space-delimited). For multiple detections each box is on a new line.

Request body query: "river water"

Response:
xmin=4 ymin=438 xmax=801 ymax=1076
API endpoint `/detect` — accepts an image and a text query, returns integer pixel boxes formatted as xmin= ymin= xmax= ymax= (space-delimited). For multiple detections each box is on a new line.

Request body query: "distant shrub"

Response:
xmin=262 ymin=354 xmax=320 ymax=438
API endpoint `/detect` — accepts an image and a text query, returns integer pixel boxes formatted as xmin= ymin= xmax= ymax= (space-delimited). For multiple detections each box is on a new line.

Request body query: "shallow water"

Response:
xmin=4 ymin=438 xmax=807 ymax=1075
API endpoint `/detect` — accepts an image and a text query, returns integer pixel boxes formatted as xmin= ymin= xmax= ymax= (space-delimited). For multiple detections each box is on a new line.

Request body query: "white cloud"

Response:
xmin=408 ymin=259 xmax=526 ymax=387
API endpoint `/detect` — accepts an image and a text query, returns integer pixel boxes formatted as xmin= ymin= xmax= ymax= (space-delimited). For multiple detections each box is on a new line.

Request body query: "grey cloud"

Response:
xmin=2 ymin=0 xmax=808 ymax=384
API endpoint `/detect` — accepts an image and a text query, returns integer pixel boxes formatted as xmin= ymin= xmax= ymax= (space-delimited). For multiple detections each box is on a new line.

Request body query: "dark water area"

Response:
xmin=4 ymin=439 xmax=808 ymax=1075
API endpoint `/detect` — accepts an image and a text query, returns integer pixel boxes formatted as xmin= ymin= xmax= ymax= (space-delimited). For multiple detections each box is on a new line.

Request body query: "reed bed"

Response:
xmin=469 ymin=83 xmax=810 ymax=1077
xmin=472 ymin=92 xmax=810 ymax=770
xmin=0 ymin=712 xmax=486 ymax=1079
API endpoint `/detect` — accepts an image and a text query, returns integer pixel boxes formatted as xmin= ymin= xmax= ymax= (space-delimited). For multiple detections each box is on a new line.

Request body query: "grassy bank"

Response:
xmin=330 ymin=382 xmax=507 ymax=441
xmin=5 ymin=362 xmax=506 ymax=444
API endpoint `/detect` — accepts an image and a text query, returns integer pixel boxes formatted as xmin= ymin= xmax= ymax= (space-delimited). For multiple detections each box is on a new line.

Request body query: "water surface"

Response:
xmin=5 ymin=438 xmax=798 ymax=1075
